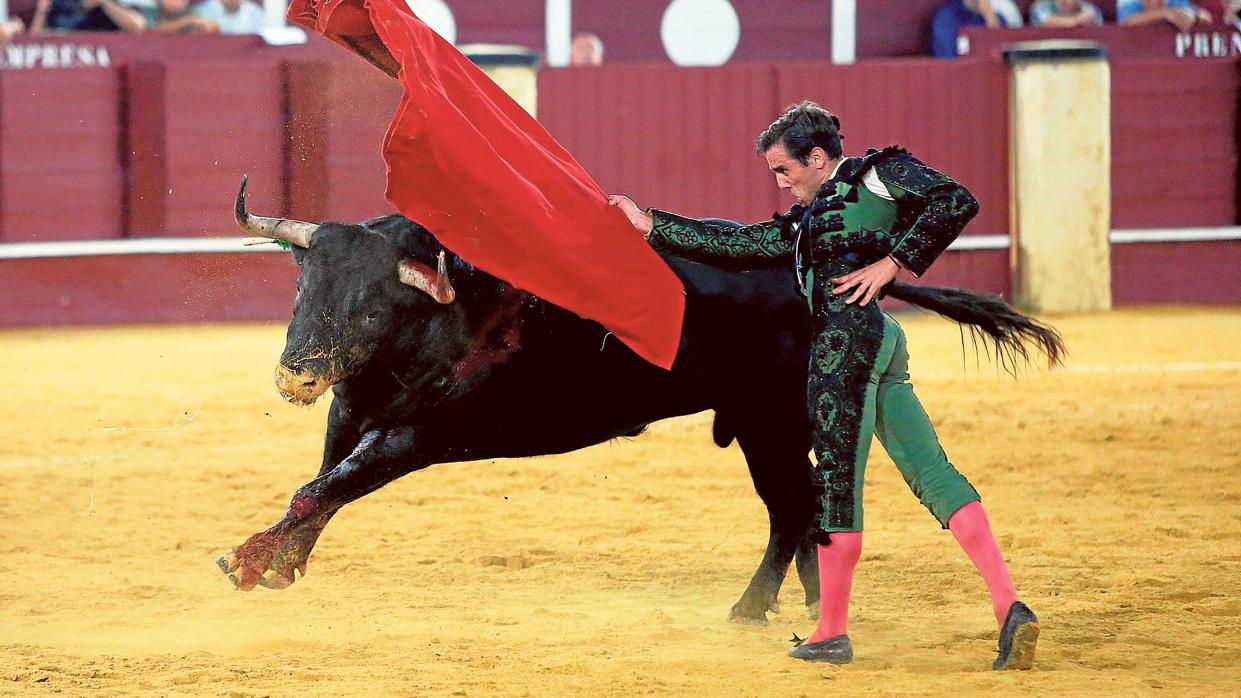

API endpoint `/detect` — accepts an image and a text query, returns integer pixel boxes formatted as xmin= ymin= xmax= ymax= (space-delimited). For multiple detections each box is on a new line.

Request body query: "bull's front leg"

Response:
xmin=217 ymin=426 xmax=424 ymax=591
xmin=243 ymin=399 xmax=365 ymax=579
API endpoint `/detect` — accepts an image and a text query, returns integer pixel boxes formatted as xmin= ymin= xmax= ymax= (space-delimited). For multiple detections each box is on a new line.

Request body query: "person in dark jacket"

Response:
xmin=930 ymin=0 xmax=1021 ymax=58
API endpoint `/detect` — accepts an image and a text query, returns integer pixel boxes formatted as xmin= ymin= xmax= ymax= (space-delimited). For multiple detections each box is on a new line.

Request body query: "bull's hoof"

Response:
xmin=217 ymin=549 xmax=303 ymax=591
xmin=257 ymin=569 xmax=296 ymax=589
xmin=728 ymin=592 xmax=785 ymax=625
xmin=217 ymin=523 xmax=320 ymax=592
xmin=217 ymin=551 xmax=260 ymax=591
xmin=728 ymin=604 xmax=769 ymax=626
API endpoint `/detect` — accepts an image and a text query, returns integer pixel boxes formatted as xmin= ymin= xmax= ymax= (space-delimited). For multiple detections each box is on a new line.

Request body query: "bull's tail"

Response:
xmin=886 ymin=282 xmax=1065 ymax=372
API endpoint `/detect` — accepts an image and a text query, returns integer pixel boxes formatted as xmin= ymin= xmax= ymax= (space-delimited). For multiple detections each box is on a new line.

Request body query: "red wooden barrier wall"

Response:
xmin=538 ymin=63 xmax=783 ymax=222
xmin=773 ymin=60 xmax=1011 ymax=235
xmin=0 ymin=68 xmax=124 ymax=242
xmin=127 ymin=60 xmax=287 ymax=238
xmin=452 ymin=0 xmax=543 ymax=48
xmin=539 ymin=60 xmax=1011 ymax=235
xmin=0 ymin=45 xmax=1237 ymax=330
xmin=284 ymin=59 xmax=401 ymax=223
xmin=1113 ymin=241 xmax=1241 ymax=305
xmin=0 ymin=254 xmax=297 ymax=326
xmin=1111 ymin=59 xmax=1239 ymax=228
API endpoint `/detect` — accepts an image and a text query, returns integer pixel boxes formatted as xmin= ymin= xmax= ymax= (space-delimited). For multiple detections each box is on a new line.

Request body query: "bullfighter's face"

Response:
xmin=763 ymin=142 xmax=832 ymax=206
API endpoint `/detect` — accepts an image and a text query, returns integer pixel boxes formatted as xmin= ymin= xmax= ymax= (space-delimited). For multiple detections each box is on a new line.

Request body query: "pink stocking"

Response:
xmin=948 ymin=501 xmax=1018 ymax=628
xmin=809 ymin=532 xmax=863 ymax=642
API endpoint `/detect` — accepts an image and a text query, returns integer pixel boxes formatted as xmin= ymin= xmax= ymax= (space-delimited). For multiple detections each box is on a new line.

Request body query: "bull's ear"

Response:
xmin=290 ymin=245 xmax=307 ymax=266
xmin=398 ymin=251 xmax=456 ymax=304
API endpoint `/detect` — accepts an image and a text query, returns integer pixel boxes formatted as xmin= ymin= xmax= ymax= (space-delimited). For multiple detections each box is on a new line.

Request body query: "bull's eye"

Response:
xmin=366 ymin=311 xmax=379 ymax=323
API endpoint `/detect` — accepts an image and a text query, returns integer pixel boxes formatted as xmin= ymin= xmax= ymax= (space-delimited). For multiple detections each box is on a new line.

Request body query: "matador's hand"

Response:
xmin=832 ymin=257 xmax=901 ymax=306
xmin=607 ymin=195 xmax=654 ymax=236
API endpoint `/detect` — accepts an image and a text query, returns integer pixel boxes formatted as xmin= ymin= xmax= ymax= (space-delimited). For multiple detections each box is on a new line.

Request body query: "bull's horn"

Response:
xmin=398 ymin=251 xmax=457 ymax=304
xmin=234 ymin=175 xmax=318 ymax=248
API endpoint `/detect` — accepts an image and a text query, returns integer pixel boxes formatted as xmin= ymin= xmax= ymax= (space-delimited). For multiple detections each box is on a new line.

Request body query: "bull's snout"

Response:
xmin=274 ymin=364 xmax=332 ymax=406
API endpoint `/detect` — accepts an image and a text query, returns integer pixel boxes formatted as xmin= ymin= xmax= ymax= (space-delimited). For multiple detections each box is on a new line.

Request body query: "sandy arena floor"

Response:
xmin=2 ymin=307 xmax=1239 ymax=696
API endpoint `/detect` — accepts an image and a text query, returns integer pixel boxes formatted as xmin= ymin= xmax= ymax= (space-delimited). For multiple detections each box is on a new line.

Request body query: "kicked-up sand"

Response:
xmin=1 ymin=307 xmax=1239 ymax=696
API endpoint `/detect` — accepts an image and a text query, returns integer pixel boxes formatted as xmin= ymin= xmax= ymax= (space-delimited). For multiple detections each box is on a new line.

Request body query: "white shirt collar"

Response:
xmin=827 ymin=157 xmax=849 ymax=180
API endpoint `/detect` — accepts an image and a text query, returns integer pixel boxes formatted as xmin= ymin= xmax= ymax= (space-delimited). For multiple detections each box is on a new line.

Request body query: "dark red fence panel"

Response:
xmin=1113 ymin=241 xmax=1241 ymax=305
xmin=126 ymin=60 xmax=287 ymax=238
xmin=0 ymin=253 xmax=297 ymax=327
xmin=539 ymin=63 xmax=783 ymax=222
xmin=903 ymin=248 xmax=1009 ymax=297
xmin=774 ymin=60 xmax=1011 ymax=235
xmin=1112 ymin=59 xmax=1239 ymax=228
xmin=540 ymin=60 xmax=1009 ymax=228
xmin=453 ymin=0 xmax=544 ymax=48
xmin=285 ymin=59 xmax=401 ymax=223
xmin=0 ymin=67 xmax=124 ymax=242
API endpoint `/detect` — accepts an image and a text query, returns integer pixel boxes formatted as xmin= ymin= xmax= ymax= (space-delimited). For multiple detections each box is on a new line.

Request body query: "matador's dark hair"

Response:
xmin=755 ymin=100 xmax=843 ymax=164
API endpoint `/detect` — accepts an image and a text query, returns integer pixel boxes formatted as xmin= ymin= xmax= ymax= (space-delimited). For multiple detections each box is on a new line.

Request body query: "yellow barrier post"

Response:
xmin=461 ymin=44 xmax=541 ymax=118
xmin=1006 ymin=41 xmax=1112 ymax=312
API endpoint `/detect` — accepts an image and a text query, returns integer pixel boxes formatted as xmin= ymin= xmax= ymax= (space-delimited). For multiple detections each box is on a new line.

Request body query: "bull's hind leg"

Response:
xmin=217 ymin=426 xmax=425 ymax=591
xmin=729 ymin=423 xmax=818 ymax=625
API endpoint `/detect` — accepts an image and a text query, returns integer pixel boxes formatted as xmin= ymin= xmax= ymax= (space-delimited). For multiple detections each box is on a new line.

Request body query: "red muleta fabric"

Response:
xmin=287 ymin=0 xmax=685 ymax=370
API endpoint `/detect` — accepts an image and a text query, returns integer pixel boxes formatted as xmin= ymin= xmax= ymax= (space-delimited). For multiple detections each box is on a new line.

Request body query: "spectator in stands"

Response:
xmin=1 ymin=17 xmax=25 ymax=43
xmin=193 ymin=0 xmax=264 ymax=34
xmin=570 ymin=32 xmax=604 ymax=66
xmin=989 ymin=0 xmax=1024 ymax=25
xmin=1029 ymin=0 xmax=1104 ymax=26
xmin=1224 ymin=0 xmax=1241 ymax=27
xmin=28 ymin=0 xmax=148 ymax=33
xmin=931 ymin=0 xmax=1024 ymax=58
xmin=151 ymin=0 xmax=218 ymax=32
xmin=1117 ymin=0 xmax=1213 ymax=31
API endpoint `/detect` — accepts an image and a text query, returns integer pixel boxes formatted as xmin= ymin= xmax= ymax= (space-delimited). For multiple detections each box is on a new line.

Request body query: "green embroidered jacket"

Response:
xmin=646 ymin=147 xmax=979 ymax=286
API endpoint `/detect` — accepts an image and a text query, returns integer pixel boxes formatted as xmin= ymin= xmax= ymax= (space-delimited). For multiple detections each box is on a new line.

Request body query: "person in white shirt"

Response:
xmin=0 ymin=17 xmax=24 ymax=43
xmin=1224 ymin=0 xmax=1240 ymax=28
xmin=989 ymin=0 xmax=1025 ymax=26
xmin=193 ymin=0 xmax=265 ymax=34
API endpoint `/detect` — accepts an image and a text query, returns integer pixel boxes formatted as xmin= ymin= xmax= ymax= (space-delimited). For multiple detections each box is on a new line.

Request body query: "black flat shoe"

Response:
xmin=788 ymin=634 xmax=853 ymax=664
xmin=993 ymin=601 xmax=1039 ymax=670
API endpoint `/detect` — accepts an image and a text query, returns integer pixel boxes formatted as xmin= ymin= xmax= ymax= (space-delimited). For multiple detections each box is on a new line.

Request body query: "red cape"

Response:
xmin=287 ymin=0 xmax=685 ymax=369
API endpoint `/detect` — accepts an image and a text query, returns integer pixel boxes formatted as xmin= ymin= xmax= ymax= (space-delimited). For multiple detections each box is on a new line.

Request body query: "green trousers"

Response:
xmin=807 ymin=284 xmax=980 ymax=539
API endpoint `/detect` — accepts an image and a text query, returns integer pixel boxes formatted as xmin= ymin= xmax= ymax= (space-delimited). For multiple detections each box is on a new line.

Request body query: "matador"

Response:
xmin=609 ymin=101 xmax=1039 ymax=670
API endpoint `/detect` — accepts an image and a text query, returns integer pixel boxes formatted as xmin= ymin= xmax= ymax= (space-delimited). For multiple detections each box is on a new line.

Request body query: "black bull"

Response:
xmin=219 ymin=182 xmax=1062 ymax=627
